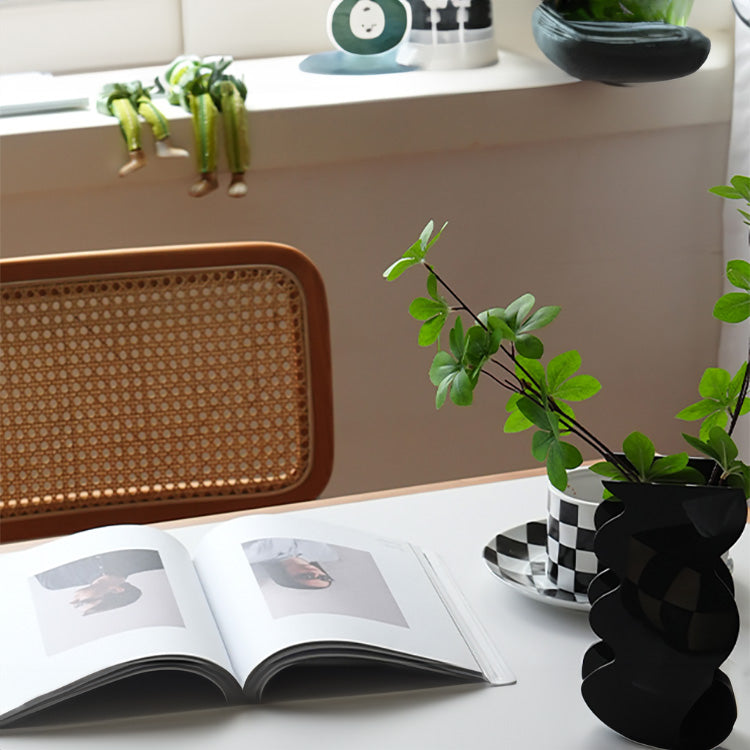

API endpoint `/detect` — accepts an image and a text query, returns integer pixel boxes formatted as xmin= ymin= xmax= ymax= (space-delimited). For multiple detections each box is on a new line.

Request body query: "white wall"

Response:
xmin=0 ymin=115 xmax=731 ymax=498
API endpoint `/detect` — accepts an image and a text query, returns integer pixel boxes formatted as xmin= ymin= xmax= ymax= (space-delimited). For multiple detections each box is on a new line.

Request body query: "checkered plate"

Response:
xmin=483 ymin=520 xmax=590 ymax=611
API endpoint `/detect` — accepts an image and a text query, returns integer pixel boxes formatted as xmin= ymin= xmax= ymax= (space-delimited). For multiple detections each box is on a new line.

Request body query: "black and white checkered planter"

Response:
xmin=546 ymin=468 xmax=605 ymax=595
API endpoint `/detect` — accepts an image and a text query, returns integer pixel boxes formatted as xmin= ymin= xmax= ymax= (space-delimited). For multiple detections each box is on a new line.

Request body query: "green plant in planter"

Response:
xmin=383 ymin=177 xmax=750 ymax=498
xmin=547 ymin=0 xmax=695 ymax=25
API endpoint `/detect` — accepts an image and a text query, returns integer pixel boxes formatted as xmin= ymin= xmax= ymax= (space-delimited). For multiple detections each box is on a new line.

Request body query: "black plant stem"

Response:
xmin=727 ymin=342 xmax=750 ymax=437
xmin=424 ymin=263 xmax=486 ymax=329
xmin=428 ymin=261 xmax=637 ymax=480
xmin=708 ymin=341 xmax=750 ymax=486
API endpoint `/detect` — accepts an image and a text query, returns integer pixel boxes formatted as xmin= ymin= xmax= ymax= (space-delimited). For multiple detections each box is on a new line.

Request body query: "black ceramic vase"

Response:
xmin=531 ymin=3 xmax=711 ymax=84
xmin=581 ymin=479 xmax=746 ymax=750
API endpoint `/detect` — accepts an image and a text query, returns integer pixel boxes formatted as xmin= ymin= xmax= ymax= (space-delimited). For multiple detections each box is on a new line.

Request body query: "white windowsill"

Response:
xmin=0 ymin=33 xmax=734 ymax=197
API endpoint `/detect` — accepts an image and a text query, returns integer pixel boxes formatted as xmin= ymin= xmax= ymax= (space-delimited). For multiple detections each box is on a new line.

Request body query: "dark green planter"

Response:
xmin=531 ymin=4 xmax=710 ymax=84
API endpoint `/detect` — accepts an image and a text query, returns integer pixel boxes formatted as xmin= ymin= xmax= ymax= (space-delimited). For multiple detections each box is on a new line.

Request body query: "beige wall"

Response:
xmin=0 ymin=121 xmax=731 ymax=499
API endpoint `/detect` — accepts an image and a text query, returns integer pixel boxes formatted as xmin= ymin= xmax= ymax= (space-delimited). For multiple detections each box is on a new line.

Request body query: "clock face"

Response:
xmin=327 ymin=0 xmax=411 ymax=55
xmin=349 ymin=1 xmax=386 ymax=39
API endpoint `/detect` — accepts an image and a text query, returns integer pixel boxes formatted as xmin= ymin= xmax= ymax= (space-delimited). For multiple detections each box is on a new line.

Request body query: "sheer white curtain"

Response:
xmin=719 ymin=12 xmax=750 ymax=459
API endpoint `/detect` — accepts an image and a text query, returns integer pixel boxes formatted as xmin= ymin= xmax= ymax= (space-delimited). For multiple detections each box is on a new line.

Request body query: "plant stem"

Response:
xmin=424 ymin=263 xmax=486 ymax=329
xmin=727 ymin=341 xmax=750 ymax=437
xmin=427 ymin=261 xmax=639 ymax=481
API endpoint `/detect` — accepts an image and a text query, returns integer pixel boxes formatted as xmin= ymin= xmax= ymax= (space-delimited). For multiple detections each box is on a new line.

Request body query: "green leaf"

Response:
xmin=730 ymin=174 xmax=750 ymax=201
xmin=709 ymin=185 xmax=743 ymax=200
xmin=516 ymin=396 xmax=552 ymax=430
xmin=485 ymin=313 xmax=515 ymax=342
xmin=546 ymin=350 xmax=581 ymax=392
xmin=714 ymin=292 xmax=750 ymax=323
xmin=649 ymin=453 xmax=689 ymax=478
xmin=698 ymin=410 xmax=728 ymax=441
xmin=516 ymin=356 xmax=546 ymax=391
xmin=554 ymin=374 xmax=601 ymax=402
xmin=728 ymin=362 xmax=748 ymax=399
xmin=726 ymin=259 xmax=750 ymax=291
xmin=429 ymin=351 xmax=459 ymax=386
xmin=383 ymin=256 xmax=419 ymax=281
xmin=418 ymin=314 xmax=447 ymax=346
xmin=449 ymin=317 xmax=464 ymax=361
xmin=531 ymin=430 xmax=553 ymax=460
xmin=409 ymin=297 xmax=445 ymax=321
xmin=698 ymin=368 xmax=731 ymax=400
xmin=422 ymin=220 xmax=448 ymax=254
xmin=435 ymin=372 xmax=454 ymax=409
xmin=504 ymin=408 xmax=533 ymax=433
xmin=426 ymin=272 xmax=439 ymax=300
xmin=706 ymin=426 xmax=738 ymax=467
xmin=505 ymin=294 xmax=535 ymax=327
xmin=519 ymin=305 xmax=561 ymax=333
xmin=682 ymin=432 xmax=721 ymax=463
xmin=676 ymin=399 xmax=721 ymax=421
xmin=418 ymin=220 xmax=435 ymax=255
xmin=589 ymin=461 xmax=626 ymax=480
xmin=515 ymin=333 xmax=543 ymax=359
xmin=450 ymin=368 xmax=474 ymax=406
xmin=559 ymin=440 xmax=583 ymax=469
xmin=622 ymin=432 xmax=655 ymax=478
xmin=546 ymin=442 xmax=569 ymax=492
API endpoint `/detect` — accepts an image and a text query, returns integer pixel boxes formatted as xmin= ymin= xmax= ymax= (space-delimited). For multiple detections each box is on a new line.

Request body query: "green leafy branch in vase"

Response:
xmin=384 ymin=181 xmax=750 ymax=497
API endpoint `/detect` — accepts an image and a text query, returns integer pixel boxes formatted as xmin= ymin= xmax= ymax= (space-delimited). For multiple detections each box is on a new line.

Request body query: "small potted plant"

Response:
xmin=383 ymin=175 xmax=750 ymax=750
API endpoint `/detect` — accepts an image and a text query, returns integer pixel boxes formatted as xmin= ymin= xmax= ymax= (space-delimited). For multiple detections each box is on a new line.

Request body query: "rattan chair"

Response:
xmin=0 ymin=242 xmax=334 ymax=542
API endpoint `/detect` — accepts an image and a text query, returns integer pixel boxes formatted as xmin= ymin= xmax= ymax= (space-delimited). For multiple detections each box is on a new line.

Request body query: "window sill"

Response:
xmin=0 ymin=33 xmax=734 ymax=196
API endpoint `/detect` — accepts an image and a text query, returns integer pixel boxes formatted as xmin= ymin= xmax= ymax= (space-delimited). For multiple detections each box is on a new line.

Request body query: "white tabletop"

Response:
xmin=2 ymin=474 xmax=749 ymax=750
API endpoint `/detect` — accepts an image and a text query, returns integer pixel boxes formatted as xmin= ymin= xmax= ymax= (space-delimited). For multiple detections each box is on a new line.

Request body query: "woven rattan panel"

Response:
xmin=0 ymin=265 xmax=312 ymax=519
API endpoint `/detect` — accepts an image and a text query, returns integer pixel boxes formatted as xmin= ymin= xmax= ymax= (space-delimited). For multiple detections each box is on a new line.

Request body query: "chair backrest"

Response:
xmin=0 ymin=242 xmax=334 ymax=542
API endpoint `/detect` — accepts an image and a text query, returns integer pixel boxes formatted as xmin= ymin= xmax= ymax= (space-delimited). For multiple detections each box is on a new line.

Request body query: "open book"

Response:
xmin=0 ymin=515 xmax=514 ymax=726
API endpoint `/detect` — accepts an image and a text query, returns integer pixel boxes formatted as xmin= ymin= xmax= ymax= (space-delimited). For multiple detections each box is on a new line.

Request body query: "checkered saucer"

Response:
xmin=484 ymin=520 xmax=590 ymax=611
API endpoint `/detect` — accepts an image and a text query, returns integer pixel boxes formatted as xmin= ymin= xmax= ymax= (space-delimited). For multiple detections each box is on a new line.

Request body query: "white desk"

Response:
xmin=1 ymin=473 xmax=749 ymax=750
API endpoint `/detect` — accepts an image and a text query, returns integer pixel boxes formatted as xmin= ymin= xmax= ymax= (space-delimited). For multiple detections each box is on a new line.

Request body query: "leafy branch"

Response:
xmin=384 ymin=216 xmax=750 ymax=497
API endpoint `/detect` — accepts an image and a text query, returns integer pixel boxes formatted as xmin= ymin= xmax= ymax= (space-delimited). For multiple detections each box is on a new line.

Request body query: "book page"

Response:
xmin=192 ymin=515 xmax=492 ymax=688
xmin=0 ymin=525 xmax=237 ymax=720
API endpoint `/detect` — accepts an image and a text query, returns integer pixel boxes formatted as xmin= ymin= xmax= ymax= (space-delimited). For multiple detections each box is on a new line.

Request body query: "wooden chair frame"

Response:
xmin=0 ymin=242 xmax=334 ymax=542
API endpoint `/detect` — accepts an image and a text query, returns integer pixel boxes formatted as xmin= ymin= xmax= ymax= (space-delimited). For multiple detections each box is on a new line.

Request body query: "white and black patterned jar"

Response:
xmin=397 ymin=1 xmax=497 ymax=69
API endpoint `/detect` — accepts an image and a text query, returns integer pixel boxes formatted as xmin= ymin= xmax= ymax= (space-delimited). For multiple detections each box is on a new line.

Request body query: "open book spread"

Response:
xmin=0 ymin=515 xmax=514 ymax=726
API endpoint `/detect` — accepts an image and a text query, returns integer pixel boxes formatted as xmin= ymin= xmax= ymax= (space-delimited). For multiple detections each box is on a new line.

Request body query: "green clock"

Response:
xmin=327 ymin=0 xmax=411 ymax=56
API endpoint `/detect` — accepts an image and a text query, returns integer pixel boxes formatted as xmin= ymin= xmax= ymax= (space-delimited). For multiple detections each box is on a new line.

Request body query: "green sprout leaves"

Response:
xmin=590 ymin=432 xmax=705 ymax=488
xmin=683 ymin=428 xmax=750 ymax=496
xmin=480 ymin=295 xmax=560 ymax=359
xmin=504 ymin=351 xmax=601 ymax=433
xmin=429 ymin=317 xmax=499 ymax=407
xmin=409 ymin=273 xmax=449 ymax=346
xmin=383 ymin=220 xmax=447 ymax=281
xmin=710 ymin=174 xmax=750 ymax=227
xmin=713 ymin=259 xmax=750 ymax=324
xmin=503 ymin=351 xmax=600 ymax=490
xmin=676 ymin=364 xmax=750 ymax=438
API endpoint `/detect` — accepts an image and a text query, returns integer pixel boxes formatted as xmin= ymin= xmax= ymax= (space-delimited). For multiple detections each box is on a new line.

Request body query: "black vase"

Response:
xmin=581 ymin=479 xmax=746 ymax=750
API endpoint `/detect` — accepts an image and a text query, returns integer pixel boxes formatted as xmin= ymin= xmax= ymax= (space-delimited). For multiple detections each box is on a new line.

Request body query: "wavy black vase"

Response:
xmin=582 ymin=479 xmax=746 ymax=750
xmin=531 ymin=4 xmax=711 ymax=84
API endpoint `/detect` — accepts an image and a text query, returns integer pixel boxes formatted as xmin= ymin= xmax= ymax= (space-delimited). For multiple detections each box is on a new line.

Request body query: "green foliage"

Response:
xmin=551 ymin=0 xmax=694 ymax=25
xmin=713 ymin=260 xmax=750 ymax=324
xmin=683 ymin=428 xmax=750 ymax=497
xmin=676 ymin=364 xmax=750 ymax=438
xmin=479 ymin=296 xmax=561 ymax=359
xmin=384 ymin=214 xmax=750 ymax=498
xmin=590 ymin=432 xmax=705 ymax=489
xmin=383 ymin=220 xmax=447 ymax=281
xmin=709 ymin=175 xmax=750 ymax=227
